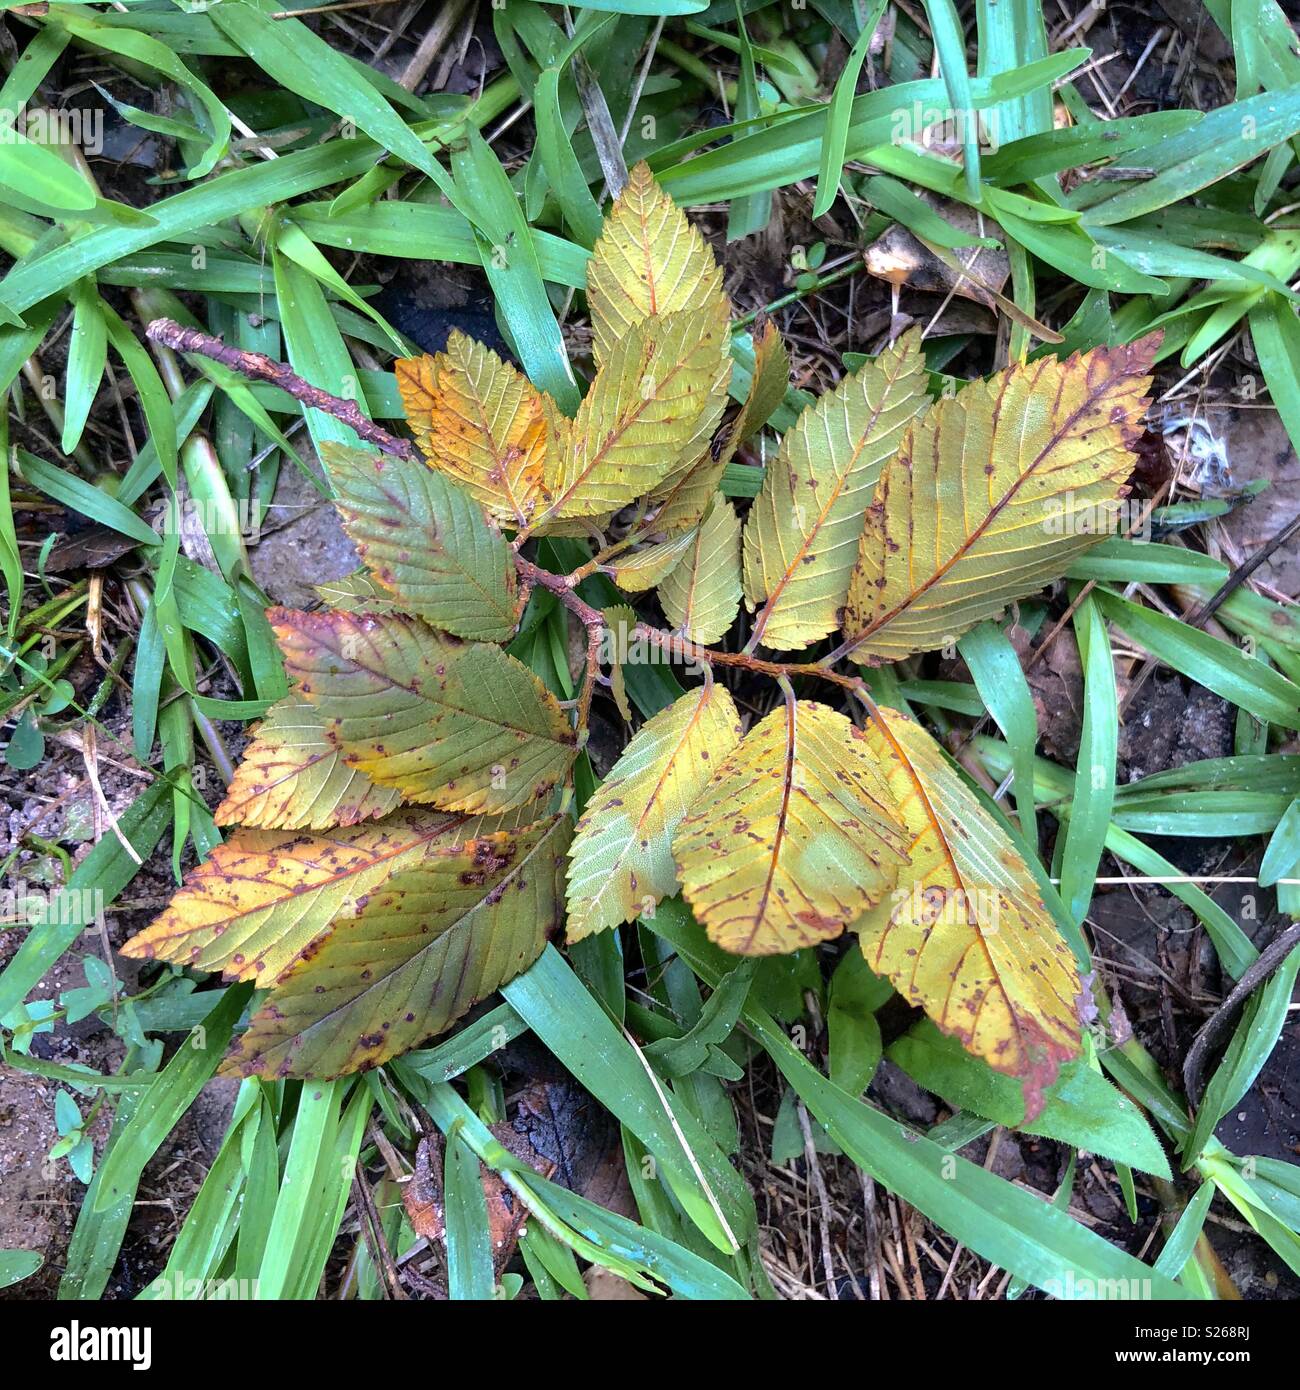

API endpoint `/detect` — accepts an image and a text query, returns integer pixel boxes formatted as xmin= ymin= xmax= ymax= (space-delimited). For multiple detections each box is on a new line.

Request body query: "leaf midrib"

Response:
xmin=847 ymin=357 xmax=1132 ymax=654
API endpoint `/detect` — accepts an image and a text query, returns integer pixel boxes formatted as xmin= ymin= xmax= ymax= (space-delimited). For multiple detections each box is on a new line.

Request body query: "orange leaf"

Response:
xmin=396 ymin=330 xmax=549 ymax=528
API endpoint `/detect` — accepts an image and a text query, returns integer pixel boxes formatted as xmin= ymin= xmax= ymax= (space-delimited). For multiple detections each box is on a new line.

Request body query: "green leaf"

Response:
xmin=1078 ymin=87 xmax=1300 ymax=226
xmin=888 ymin=1019 xmax=1171 ymax=1177
xmin=813 ymin=0 xmax=888 ymax=217
xmin=444 ymin=1130 xmax=496 ymax=1299
xmin=827 ymin=950 xmax=889 ymax=1096
xmin=924 ymin=0 xmax=982 ymax=199
xmin=982 ymin=111 xmax=1201 ymax=183
xmin=141 ymin=1081 xmax=261 ymax=1295
xmin=323 ymin=443 xmax=520 ymax=641
xmin=1153 ymin=1180 xmax=1215 ymax=1280
xmin=1059 ymin=594 xmax=1117 ymax=925
xmin=0 ymin=1250 xmax=43 ymax=1289
xmin=534 ymin=67 xmax=604 ymax=248
xmin=60 ymin=281 xmax=107 ymax=455
xmin=0 ymin=140 xmax=380 ymax=318
xmin=958 ymin=620 xmax=1038 ymax=850
xmin=1260 ymin=797 xmax=1300 ymax=887
xmin=0 ymin=129 xmax=95 ymax=212
xmin=273 ymin=609 xmax=576 ymax=814
xmin=1182 ymin=945 xmax=1300 ymax=1166
xmin=18 ymin=447 xmax=160 ymax=547
xmin=208 ymin=0 xmax=461 ymax=200
xmin=416 ymin=1077 xmax=750 ymax=1300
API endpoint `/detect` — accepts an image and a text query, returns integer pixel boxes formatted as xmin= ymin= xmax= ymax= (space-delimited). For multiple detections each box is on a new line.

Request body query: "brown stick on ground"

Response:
xmin=145 ymin=317 xmax=417 ymax=460
xmin=1182 ymin=918 xmax=1300 ymax=1107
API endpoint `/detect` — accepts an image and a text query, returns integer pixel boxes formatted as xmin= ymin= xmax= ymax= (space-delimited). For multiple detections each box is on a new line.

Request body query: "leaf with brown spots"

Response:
xmin=272 ymin=609 xmax=575 ymax=814
xmin=840 ymin=336 xmax=1158 ymax=665
xmin=120 ymin=807 xmax=534 ymax=984
xmin=854 ymin=707 xmax=1083 ymax=1119
xmin=671 ymin=701 xmax=909 ymax=955
xmin=315 ymin=569 xmax=400 ymax=615
xmin=395 ymin=330 xmax=550 ymax=528
xmin=221 ymin=815 xmax=570 ymax=1077
xmin=214 ymin=694 xmax=400 ymax=831
xmin=321 ymin=441 xmax=519 ymax=642
xmin=648 ymin=317 xmax=788 ymax=537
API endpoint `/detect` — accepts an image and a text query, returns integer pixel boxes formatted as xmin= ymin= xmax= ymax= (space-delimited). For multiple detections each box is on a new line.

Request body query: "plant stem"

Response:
xmin=144 ymin=318 xmax=416 ymax=461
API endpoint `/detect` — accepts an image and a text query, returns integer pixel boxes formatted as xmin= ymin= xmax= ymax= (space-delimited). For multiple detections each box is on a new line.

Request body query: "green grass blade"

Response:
xmin=651 ymin=901 xmax=1190 ymax=1299
xmin=1059 ymin=594 xmax=1117 ymax=925
xmin=1153 ymin=1179 xmax=1215 ymax=1280
xmin=924 ymin=0 xmax=982 ymax=199
xmin=958 ymin=620 xmax=1038 ymax=850
xmin=444 ymin=1129 xmax=496 ymax=1299
xmin=0 ymin=779 xmax=172 ymax=1018
xmin=1094 ymin=588 xmax=1300 ymax=729
xmin=452 ymin=129 xmax=579 ymax=412
xmin=812 ymin=0 xmax=886 ymax=218
xmin=502 ymin=946 xmax=755 ymax=1252
xmin=534 ymin=66 xmax=604 ymax=248
xmin=92 ymin=985 xmax=253 ymax=1214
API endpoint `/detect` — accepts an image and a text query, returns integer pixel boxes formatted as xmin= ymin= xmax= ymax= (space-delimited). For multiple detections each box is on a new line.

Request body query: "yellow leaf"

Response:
xmin=672 ymin=700 xmax=909 ymax=955
xmin=659 ymin=498 xmax=742 ymax=644
xmin=743 ymin=328 xmax=928 ymax=650
xmin=609 ymin=528 xmax=699 ymax=591
xmin=841 ymin=337 xmax=1158 ymax=664
xmin=567 ymin=683 xmax=742 ymax=939
xmin=273 ymin=609 xmax=575 ymax=814
xmin=538 ymin=308 xmax=729 ymax=521
xmin=649 ymin=319 xmax=788 ymax=537
xmin=214 ymin=694 xmax=400 ymax=831
xmin=223 ymin=816 xmax=570 ymax=1077
xmin=586 ymin=161 xmax=730 ymax=367
xmin=395 ymin=330 xmax=549 ymax=527
xmin=855 ymin=707 xmax=1082 ymax=1118
xmin=120 ymin=808 xmax=532 ymax=983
